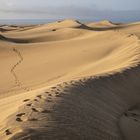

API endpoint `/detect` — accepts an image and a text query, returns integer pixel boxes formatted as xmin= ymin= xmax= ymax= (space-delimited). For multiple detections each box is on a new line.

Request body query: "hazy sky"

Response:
xmin=0 ymin=0 xmax=140 ymax=21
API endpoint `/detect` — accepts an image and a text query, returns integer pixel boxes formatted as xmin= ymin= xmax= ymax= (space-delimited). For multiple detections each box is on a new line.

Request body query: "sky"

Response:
xmin=0 ymin=0 xmax=140 ymax=22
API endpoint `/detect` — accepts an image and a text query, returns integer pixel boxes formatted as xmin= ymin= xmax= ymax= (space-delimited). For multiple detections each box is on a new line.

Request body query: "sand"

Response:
xmin=0 ymin=19 xmax=140 ymax=140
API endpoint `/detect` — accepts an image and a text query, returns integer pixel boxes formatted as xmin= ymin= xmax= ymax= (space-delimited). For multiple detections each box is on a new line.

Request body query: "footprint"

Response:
xmin=56 ymin=89 xmax=61 ymax=92
xmin=34 ymin=99 xmax=39 ymax=102
xmin=23 ymin=99 xmax=30 ymax=102
xmin=55 ymin=92 xmax=60 ymax=95
xmin=128 ymin=34 xmax=134 ymax=37
xmin=48 ymin=94 xmax=52 ymax=97
xmin=26 ymin=103 xmax=32 ymax=107
xmin=16 ymin=113 xmax=25 ymax=117
xmin=31 ymin=108 xmax=39 ymax=112
xmin=36 ymin=95 xmax=42 ymax=99
xmin=5 ymin=129 xmax=12 ymax=135
xmin=16 ymin=117 xmax=23 ymax=122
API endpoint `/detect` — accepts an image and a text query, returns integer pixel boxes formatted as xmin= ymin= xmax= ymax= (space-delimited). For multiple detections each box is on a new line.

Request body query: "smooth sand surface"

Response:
xmin=0 ymin=19 xmax=140 ymax=139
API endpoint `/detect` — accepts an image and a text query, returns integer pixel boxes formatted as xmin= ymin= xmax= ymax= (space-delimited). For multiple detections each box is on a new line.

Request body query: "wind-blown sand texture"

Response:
xmin=0 ymin=19 xmax=140 ymax=140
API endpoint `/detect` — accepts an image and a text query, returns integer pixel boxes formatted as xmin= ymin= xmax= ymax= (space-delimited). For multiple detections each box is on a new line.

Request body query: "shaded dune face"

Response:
xmin=1 ymin=20 xmax=140 ymax=140
xmin=0 ymin=34 xmax=29 ymax=43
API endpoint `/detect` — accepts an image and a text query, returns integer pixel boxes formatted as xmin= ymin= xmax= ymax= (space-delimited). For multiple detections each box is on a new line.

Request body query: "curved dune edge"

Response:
xmin=1 ymin=20 xmax=140 ymax=140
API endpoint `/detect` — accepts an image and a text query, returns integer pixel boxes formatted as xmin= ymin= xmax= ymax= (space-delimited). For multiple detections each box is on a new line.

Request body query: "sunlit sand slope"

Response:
xmin=0 ymin=20 xmax=140 ymax=140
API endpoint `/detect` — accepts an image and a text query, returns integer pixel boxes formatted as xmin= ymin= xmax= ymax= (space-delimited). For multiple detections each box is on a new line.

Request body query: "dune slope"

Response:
xmin=0 ymin=20 xmax=140 ymax=140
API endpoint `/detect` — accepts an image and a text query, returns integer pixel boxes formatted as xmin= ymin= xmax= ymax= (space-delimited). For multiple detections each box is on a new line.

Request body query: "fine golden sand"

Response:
xmin=0 ymin=19 xmax=140 ymax=140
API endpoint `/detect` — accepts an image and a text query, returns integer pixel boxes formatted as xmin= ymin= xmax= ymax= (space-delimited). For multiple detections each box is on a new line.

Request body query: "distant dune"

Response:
xmin=87 ymin=20 xmax=117 ymax=28
xmin=0 ymin=19 xmax=140 ymax=140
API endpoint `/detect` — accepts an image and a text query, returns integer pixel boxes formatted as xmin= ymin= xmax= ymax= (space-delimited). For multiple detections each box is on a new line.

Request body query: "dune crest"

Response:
xmin=0 ymin=19 xmax=140 ymax=140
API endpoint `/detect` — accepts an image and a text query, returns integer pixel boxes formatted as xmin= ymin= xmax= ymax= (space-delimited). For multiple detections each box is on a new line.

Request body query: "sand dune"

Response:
xmin=0 ymin=19 xmax=140 ymax=140
xmin=1 ymin=28 xmax=92 ymax=43
xmin=87 ymin=20 xmax=117 ymax=28
xmin=4 ymin=19 xmax=81 ymax=36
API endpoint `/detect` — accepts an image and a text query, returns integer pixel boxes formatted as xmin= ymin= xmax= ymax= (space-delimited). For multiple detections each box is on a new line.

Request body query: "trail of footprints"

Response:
xmin=11 ymin=47 xmax=31 ymax=92
xmin=3 ymin=76 xmax=119 ymax=136
xmin=4 ymin=78 xmax=92 ymax=136
xmin=11 ymin=48 xmax=23 ymax=87
xmin=3 ymin=32 xmax=140 ymax=138
xmin=3 ymin=80 xmax=74 ymax=136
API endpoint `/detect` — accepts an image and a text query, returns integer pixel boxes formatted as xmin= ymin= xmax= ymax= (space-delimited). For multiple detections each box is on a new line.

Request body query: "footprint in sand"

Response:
xmin=16 ymin=113 xmax=25 ymax=117
xmin=31 ymin=107 xmax=51 ymax=113
xmin=56 ymin=89 xmax=61 ymax=92
xmin=51 ymin=87 xmax=57 ymax=89
xmin=5 ymin=129 xmax=12 ymax=135
xmin=34 ymin=99 xmax=39 ymax=102
xmin=16 ymin=116 xmax=28 ymax=122
xmin=37 ymin=95 xmax=47 ymax=100
xmin=16 ymin=117 xmax=23 ymax=122
xmin=31 ymin=108 xmax=39 ymax=112
xmin=128 ymin=34 xmax=134 ymax=37
xmin=16 ymin=113 xmax=36 ymax=122
xmin=50 ymin=90 xmax=53 ymax=93
xmin=52 ymin=29 xmax=56 ymax=31
xmin=26 ymin=103 xmax=32 ymax=107
xmin=48 ymin=94 xmax=52 ymax=97
xmin=16 ymin=113 xmax=27 ymax=122
xmin=55 ymin=92 xmax=60 ymax=95
xmin=36 ymin=95 xmax=42 ymax=99
xmin=23 ymin=99 xmax=30 ymax=102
